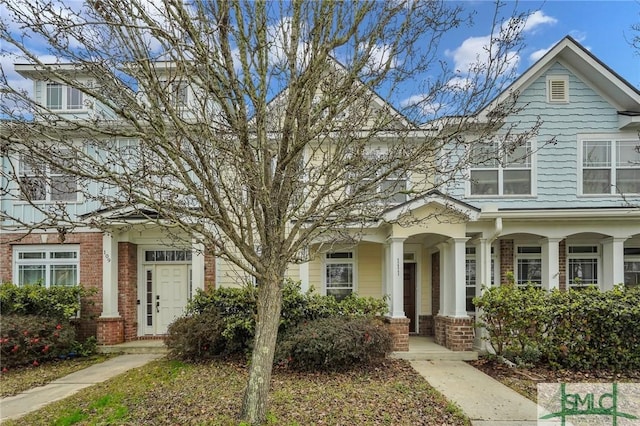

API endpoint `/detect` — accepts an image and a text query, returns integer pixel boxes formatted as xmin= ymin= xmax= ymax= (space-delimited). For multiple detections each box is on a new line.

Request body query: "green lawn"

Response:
xmin=4 ymin=358 xmax=470 ymax=425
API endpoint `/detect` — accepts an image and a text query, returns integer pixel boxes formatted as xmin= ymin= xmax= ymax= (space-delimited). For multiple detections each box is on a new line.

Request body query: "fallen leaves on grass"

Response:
xmin=6 ymin=358 xmax=470 ymax=426
xmin=0 ymin=355 xmax=112 ymax=398
xmin=470 ymin=358 xmax=640 ymax=402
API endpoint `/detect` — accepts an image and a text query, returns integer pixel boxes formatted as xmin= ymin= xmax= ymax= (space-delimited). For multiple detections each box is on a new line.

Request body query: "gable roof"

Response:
xmin=478 ymin=36 xmax=640 ymax=122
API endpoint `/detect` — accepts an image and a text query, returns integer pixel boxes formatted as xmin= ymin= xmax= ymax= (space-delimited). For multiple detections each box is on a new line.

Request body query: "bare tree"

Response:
xmin=0 ymin=0 xmax=538 ymax=423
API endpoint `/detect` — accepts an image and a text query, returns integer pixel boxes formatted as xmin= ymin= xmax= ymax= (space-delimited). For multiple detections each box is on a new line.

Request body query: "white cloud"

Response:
xmin=522 ymin=11 xmax=557 ymax=33
xmin=400 ymin=93 xmax=441 ymax=117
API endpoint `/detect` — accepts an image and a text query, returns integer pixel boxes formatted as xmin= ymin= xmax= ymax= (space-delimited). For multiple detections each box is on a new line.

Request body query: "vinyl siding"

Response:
xmin=455 ymin=61 xmax=640 ymax=209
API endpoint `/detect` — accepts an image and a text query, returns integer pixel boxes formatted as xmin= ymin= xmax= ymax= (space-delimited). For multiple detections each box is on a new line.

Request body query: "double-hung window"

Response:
xmin=46 ymin=82 xmax=84 ymax=110
xmin=515 ymin=246 xmax=542 ymax=287
xmin=324 ymin=252 xmax=355 ymax=301
xmin=624 ymin=248 xmax=640 ymax=288
xmin=14 ymin=246 xmax=79 ymax=288
xmin=350 ymin=150 xmax=408 ymax=204
xmin=581 ymin=140 xmax=640 ymax=195
xmin=470 ymin=139 xmax=533 ymax=196
xmin=568 ymin=245 xmax=599 ymax=288
xmin=19 ymin=153 xmax=78 ymax=202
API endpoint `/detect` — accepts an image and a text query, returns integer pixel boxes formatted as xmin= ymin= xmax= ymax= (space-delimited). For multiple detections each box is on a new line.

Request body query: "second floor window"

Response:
xmin=470 ymin=140 xmax=532 ymax=196
xmin=19 ymin=154 xmax=78 ymax=202
xmin=46 ymin=82 xmax=84 ymax=110
xmin=581 ymin=140 xmax=640 ymax=195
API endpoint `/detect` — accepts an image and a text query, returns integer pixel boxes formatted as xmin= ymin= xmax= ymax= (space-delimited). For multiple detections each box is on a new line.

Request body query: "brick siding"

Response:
xmin=499 ymin=239 xmax=514 ymax=285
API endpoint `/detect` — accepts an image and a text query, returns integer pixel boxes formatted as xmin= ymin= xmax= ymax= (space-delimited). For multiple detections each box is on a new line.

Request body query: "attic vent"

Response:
xmin=547 ymin=76 xmax=568 ymax=103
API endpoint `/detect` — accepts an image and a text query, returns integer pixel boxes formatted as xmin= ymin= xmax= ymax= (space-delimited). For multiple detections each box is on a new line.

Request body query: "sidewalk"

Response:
xmin=0 ymin=353 xmax=163 ymax=423
xmin=411 ymin=360 xmax=540 ymax=425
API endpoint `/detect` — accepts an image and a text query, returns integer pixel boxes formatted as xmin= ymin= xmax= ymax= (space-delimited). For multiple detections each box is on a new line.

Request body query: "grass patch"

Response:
xmin=5 ymin=359 xmax=469 ymax=425
xmin=0 ymin=355 xmax=112 ymax=398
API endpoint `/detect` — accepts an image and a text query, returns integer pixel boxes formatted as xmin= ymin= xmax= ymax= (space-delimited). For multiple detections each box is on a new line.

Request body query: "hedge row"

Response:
xmin=475 ymin=285 xmax=640 ymax=371
xmin=166 ymin=280 xmax=392 ymax=370
xmin=0 ymin=283 xmax=96 ymax=369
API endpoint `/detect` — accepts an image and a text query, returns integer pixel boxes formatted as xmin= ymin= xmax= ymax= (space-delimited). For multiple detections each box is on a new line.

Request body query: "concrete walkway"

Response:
xmin=0 ymin=354 xmax=162 ymax=423
xmin=411 ymin=360 xmax=540 ymax=425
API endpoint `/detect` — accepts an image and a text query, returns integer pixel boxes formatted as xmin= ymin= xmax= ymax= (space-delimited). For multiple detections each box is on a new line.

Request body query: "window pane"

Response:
xmin=517 ymin=246 xmax=541 ymax=254
xmin=517 ymin=258 xmax=542 ymax=285
xmin=583 ymin=141 xmax=610 ymax=167
xmin=617 ymin=141 xmax=640 ymax=167
xmin=67 ymin=86 xmax=83 ymax=109
xmin=21 ymin=176 xmax=47 ymax=201
xmin=327 ymin=252 xmax=353 ymax=259
xmin=326 ymin=288 xmax=352 ymax=302
xmin=18 ymin=265 xmax=45 ymax=285
xmin=46 ymin=83 xmax=62 ymax=109
xmin=381 ymin=177 xmax=407 ymax=203
xmin=326 ymin=264 xmax=353 ymax=287
xmin=470 ymin=170 xmax=498 ymax=195
xmin=51 ymin=175 xmax=78 ymax=201
xmin=19 ymin=252 xmax=45 ymax=259
xmin=569 ymin=258 xmax=597 ymax=286
xmin=503 ymin=170 xmax=531 ymax=195
xmin=583 ymin=169 xmax=610 ymax=194
xmin=50 ymin=251 xmax=77 ymax=259
xmin=624 ymin=261 xmax=640 ymax=287
xmin=50 ymin=265 xmax=78 ymax=286
xmin=505 ymin=142 xmax=531 ymax=167
xmin=471 ymin=142 xmax=498 ymax=168
xmin=617 ymin=169 xmax=640 ymax=194
xmin=568 ymin=246 xmax=598 ymax=254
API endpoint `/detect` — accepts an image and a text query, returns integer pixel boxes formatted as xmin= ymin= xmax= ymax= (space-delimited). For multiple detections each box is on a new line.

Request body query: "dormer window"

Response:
xmin=546 ymin=75 xmax=569 ymax=103
xmin=45 ymin=82 xmax=84 ymax=110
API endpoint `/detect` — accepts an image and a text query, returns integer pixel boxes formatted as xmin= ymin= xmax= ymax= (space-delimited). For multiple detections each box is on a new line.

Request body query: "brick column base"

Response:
xmin=433 ymin=315 xmax=474 ymax=351
xmin=385 ymin=317 xmax=410 ymax=352
xmin=96 ymin=317 xmax=125 ymax=345
xmin=418 ymin=315 xmax=434 ymax=336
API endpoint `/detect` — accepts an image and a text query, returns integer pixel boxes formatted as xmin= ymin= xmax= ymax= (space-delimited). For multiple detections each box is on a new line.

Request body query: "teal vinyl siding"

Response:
xmin=456 ymin=62 xmax=639 ymax=209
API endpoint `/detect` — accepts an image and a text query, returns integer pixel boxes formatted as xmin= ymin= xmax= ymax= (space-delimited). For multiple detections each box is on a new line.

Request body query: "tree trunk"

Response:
xmin=240 ymin=271 xmax=284 ymax=425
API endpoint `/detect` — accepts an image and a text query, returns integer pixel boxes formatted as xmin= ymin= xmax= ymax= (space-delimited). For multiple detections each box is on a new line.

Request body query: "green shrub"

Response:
xmin=183 ymin=280 xmax=389 ymax=357
xmin=475 ymin=284 xmax=640 ymax=371
xmin=0 ymin=283 xmax=87 ymax=320
xmin=474 ymin=284 xmax=549 ymax=364
xmin=165 ymin=307 xmax=227 ymax=360
xmin=275 ymin=316 xmax=393 ymax=371
xmin=0 ymin=315 xmax=76 ymax=369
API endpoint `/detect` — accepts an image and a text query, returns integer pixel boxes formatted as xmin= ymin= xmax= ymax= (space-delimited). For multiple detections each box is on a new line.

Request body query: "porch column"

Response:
xmin=602 ymin=237 xmax=626 ymax=290
xmin=386 ymin=237 xmax=406 ymax=318
xmin=437 ymin=242 xmax=450 ymax=316
xmin=474 ymin=238 xmax=491 ymax=350
xmin=540 ymin=238 xmax=561 ymax=291
xmin=191 ymin=240 xmax=205 ymax=293
xmin=101 ymin=232 xmax=119 ymax=318
xmin=451 ymin=237 xmax=470 ymax=318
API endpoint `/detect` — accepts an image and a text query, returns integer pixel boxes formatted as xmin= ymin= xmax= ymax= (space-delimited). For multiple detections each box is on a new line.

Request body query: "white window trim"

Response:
xmin=467 ymin=138 xmax=537 ymax=198
xmin=322 ymin=249 xmax=358 ymax=299
xmin=578 ymin=137 xmax=640 ymax=196
xmin=546 ymin=75 xmax=569 ymax=103
xmin=45 ymin=81 xmax=87 ymax=112
xmin=567 ymin=244 xmax=601 ymax=288
xmin=624 ymin=248 xmax=640 ymax=288
xmin=515 ymin=245 xmax=542 ymax=287
xmin=16 ymin=150 xmax=80 ymax=204
xmin=13 ymin=245 xmax=80 ymax=288
xmin=350 ymin=146 xmax=410 ymax=205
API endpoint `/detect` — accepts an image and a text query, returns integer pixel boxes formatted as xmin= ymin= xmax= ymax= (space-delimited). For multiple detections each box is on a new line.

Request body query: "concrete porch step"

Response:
xmin=97 ymin=340 xmax=168 ymax=355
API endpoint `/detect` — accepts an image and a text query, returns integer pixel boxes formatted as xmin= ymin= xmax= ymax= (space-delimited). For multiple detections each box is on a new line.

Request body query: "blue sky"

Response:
xmin=2 ymin=0 xmax=639 ymax=112
xmin=449 ymin=1 xmax=640 ymax=87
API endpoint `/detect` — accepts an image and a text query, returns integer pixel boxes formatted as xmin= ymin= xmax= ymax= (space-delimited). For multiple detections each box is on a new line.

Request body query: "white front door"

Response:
xmin=143 ymin=264 xmax=189 ymax=335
